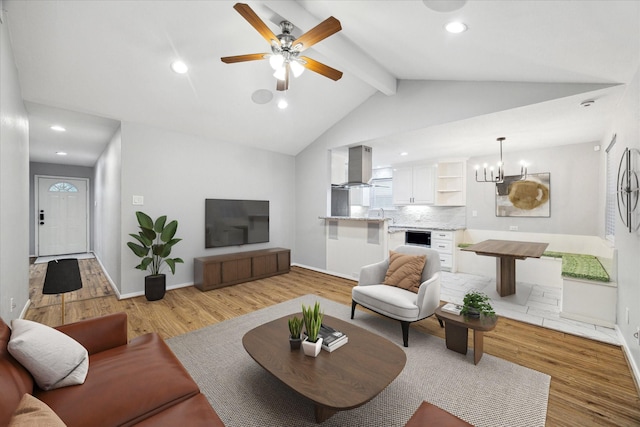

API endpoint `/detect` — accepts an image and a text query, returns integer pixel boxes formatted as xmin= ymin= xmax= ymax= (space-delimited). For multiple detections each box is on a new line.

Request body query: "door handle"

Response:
xmin=39 ymin=210 xmax=44 ymax=225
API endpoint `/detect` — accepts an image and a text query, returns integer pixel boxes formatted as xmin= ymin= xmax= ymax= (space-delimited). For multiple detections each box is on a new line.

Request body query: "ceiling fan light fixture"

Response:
xmin=221 ymin=3 xmax=342 ymax=92
xmin=273 ymin=67 xmax=287 ymax=81
xmin=269 ymin=54 xmax=284 ymax=70
xmin=290 ymin=60 xmax=305 ymax=78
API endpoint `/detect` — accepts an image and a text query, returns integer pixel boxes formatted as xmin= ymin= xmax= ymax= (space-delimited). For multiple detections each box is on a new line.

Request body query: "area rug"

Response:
xmin=166 ymin=295 xmax=550 ymax=427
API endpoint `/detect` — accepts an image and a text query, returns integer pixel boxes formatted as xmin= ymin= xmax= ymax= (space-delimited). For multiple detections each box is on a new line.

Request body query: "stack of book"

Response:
xmin=318 ymin=323 xmax=348 ymax=352
xmin=440 ymin=303 xmax=462 ymax=315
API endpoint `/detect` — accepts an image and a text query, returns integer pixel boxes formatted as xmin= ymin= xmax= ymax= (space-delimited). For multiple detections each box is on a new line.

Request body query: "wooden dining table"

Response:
xmin=461 ymin=239 xmax=549 ymax=297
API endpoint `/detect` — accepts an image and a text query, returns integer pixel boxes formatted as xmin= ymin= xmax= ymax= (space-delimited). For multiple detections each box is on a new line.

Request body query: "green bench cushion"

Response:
xmin=457 ymin=244 xmax=610 ymax=282
xmin=561 ymin=254 xmax=610 ymax=282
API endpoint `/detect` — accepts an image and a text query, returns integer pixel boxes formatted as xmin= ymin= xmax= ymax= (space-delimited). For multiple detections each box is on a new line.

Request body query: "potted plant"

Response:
xmin=301 ymin=302 xmax=324 ymax=357
xmin=127 ymin=211 xmax=184 ymax=301
xmin=461 ymin=290 xmax=496 ymax=318
xmin=288 ymin=316 xmax=303 ymax=350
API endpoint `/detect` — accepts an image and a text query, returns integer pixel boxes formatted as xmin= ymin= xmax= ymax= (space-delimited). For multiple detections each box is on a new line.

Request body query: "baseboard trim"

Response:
xmin=92 ymin=252 xmax=121 ymax=300
xmin=292 ymin=263 xmax=357 ymax=282
xmin=118 ymin=281 xmax=193 ymax=300
xmin=19 ymin=299 xmax=31 ymax=319
xmin=616 ymin=325 xmax=640 ymax=397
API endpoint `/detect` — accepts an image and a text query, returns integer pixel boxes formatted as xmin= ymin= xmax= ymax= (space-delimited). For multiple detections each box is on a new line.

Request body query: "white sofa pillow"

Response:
xmin=8 ymin=319 xmax=89 ymax=391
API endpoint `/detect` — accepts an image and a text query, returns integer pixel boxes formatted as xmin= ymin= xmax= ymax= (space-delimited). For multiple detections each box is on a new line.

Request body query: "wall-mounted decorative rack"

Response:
xmin=617 ymin=147 xmax=640 ymax=233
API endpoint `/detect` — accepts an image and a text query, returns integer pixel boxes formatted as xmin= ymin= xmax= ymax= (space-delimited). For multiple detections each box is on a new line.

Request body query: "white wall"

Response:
xmin=465 ymin=142 xmax=601 ymax=235
xmin=117 ymin=122 xmax=295 ymax=296
xmin=0 ymin=13 xmax=30 ymax=321
xmin=608 ymin=68 xmax=640 ymax=379
xmin=93 ymin=127 xmax=122 ymax=294
xmin=295 ymin=79 xmax=611 ymax=269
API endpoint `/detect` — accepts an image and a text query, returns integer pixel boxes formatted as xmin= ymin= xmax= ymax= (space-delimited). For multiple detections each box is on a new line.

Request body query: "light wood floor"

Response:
xmin=26 ymin=260 xmax=640 ymax=426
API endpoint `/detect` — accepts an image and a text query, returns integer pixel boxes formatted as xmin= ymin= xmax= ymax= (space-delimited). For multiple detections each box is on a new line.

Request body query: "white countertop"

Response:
xmin=319 ymin=217 xmax=465 ymax=231
xmin=319 ymin=216 xmax=389 ymax=222
xmin=389 ymin=224 xmax=466 ymax=232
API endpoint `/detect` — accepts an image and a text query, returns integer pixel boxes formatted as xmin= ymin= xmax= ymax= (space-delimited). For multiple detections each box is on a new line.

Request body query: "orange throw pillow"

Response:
xmin=383 ymin=251 xmax=426 ymax=293
xmin=9 ymin=394 xmax=66 ymax=427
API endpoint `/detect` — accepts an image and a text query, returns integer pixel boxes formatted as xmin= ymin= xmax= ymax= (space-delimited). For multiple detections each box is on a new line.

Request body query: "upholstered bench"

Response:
xmin=404 ymin=401 xmax=472 ymax=427
xmin=457 ymin=244 xmax=610 ymax=282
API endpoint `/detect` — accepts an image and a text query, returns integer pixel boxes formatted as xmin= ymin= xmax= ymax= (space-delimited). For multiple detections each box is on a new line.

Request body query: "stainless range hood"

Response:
xmin=338 ymin=145 xmax=373 ymax=188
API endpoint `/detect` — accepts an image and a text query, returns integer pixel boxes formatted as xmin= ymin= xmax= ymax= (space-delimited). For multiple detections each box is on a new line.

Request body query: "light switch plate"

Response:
xmin=132 ymin=195 xmax=144 ymax=205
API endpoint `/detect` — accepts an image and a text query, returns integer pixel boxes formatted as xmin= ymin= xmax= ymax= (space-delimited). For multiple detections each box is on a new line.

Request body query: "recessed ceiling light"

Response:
xmin=445 ymin=22 xmax=467 ymax=34
xmin=400 ymin=152 xmax=409 ymax=156
xmin=56 ymin=151 xmax=68 ymax=156
xmin=170 ymin=60 xmax=188 ymax=74
xmin=50 ymin=125 xmax=66 ymax=132
xmin=277 ymin=99 xmax=288 ymax=109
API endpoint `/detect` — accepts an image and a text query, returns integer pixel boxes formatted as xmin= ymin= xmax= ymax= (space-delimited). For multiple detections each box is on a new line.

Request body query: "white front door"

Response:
xmin=37 ymin=177 xmax=89 ymax=256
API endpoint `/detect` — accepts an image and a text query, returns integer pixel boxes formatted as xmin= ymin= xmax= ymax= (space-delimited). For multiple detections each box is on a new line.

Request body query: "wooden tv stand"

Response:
xmin=194 ymin=247 xmax=290 ymax=291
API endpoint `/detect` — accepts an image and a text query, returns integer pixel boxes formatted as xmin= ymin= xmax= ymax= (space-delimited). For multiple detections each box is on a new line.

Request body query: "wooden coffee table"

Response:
xmin=435 ymin=305 xmax=498 ymax=365
xmin=243 ymin=314 xmax=406 ymax=423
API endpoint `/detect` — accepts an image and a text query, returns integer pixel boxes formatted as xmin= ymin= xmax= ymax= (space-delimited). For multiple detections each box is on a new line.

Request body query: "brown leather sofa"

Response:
xmin=0 ymin=312 xmax=225 ymax=426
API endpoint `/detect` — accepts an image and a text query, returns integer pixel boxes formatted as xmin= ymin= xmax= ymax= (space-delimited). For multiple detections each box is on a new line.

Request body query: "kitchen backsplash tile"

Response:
xmin=351 ymin=205 xmax=466 ymax=229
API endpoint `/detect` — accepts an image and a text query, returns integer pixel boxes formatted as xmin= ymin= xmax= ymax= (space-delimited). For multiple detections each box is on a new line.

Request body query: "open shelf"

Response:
xmin=435 ymin=160 xmax=466 ymax=206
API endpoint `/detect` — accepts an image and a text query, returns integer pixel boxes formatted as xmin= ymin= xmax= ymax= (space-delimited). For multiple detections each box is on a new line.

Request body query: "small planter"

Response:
xmin=145 ymin=274 xmax=166 ymax=301
xmin=465 ymin=307 xmax=481 ymax=319
xmin=289 ymin=337 xmax=302 ymax=350
xmin=302 ymin=337 xmax=323 ymax=357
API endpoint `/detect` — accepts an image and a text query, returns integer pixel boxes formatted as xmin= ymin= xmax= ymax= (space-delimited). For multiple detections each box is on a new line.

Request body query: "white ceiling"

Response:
xmin=4 ymin=0 xmax=639 ymax=167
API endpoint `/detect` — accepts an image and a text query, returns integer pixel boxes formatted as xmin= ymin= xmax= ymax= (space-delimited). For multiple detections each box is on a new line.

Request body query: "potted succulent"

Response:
xmin=301 ymin=302 xmax=324 ymax=357
xmin=288 ymin=316 xmax=303 ymax=350
xmin=461 ymin=290 xmax=496 ymax=318
xmin=127 ymin=211 xmax=184 ymax=301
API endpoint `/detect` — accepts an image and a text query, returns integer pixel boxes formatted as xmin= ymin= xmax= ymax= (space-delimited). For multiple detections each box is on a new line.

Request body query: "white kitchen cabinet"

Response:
xmin=435 ymin=160 xmax=466 ymax=206
xmin=392 ymin=165 xmax=435 ymax=205
xmin=430 ymin=229 xmax=464 ymax=272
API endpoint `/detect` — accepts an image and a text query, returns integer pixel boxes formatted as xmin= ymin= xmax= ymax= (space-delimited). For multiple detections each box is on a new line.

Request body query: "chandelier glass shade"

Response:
xmin=475 ymin=137 xmax=528 ymax=183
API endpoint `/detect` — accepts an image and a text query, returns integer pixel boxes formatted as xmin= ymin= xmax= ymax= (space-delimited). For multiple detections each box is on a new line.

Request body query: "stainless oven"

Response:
xmin=405 ymin=230 xmax=431 ymax=247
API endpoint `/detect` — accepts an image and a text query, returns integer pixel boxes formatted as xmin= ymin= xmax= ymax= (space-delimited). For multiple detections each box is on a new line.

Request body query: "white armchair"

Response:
xmin=351 ymin=245 xmax=443 ymax=347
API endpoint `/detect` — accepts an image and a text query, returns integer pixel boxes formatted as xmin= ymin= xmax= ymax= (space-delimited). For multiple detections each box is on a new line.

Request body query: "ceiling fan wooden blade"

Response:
xmin=221 ymin=53 xmax=267 ymax=63
xmin=293 ymin=16 xmax=341 ymax=52
xmin=276 ymin=64 xmax=290 ymax=91
xmin=233 ymin=3 xmax=279 ymax=46
xmin=300 ymin=56 xmax=343 ymax=81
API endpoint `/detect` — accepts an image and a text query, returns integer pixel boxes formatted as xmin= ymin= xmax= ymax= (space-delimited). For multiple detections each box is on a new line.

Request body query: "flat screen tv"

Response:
xmin=205 ymin=199 xmax=269 ymax=248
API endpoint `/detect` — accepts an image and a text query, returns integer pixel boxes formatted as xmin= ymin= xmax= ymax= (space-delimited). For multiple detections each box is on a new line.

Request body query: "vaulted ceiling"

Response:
xmin=4 ymin=0 xmax=639 ymax=167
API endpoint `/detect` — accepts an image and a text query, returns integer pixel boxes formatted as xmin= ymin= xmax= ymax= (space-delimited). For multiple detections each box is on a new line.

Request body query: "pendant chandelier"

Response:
xmin=475 ymin=137 xmax=527 ymax=183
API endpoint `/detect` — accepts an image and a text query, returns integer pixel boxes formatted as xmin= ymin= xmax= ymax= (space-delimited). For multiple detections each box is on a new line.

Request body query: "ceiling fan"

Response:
xmin=221 ymin=3 xmax=343 ymax=91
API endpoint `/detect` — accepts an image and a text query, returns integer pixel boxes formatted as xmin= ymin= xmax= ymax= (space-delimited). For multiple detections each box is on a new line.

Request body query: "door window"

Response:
xmin=48 ymin=182 xmax=79 ymax=192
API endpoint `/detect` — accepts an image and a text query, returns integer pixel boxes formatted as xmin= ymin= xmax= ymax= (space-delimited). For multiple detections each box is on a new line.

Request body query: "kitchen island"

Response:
xmin=320 ymin=217 xmax=390 ymax=279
